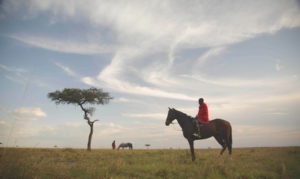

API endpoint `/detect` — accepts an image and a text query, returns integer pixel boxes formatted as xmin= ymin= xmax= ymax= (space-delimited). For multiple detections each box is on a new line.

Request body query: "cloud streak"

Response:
xmin=54 ymin=62 xmax=77 ymax=77
xmin=9 ymin=34 xmax=114 ymax=55
xmin=0 ymin=64 xmax=26 ymax=73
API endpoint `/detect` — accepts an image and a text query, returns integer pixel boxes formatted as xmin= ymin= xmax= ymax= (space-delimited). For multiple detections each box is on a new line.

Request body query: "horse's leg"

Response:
xmin=188 ymin=139 xmax=196 ymax=161
xmin=214 ymin=136 xmax=227 ymax=155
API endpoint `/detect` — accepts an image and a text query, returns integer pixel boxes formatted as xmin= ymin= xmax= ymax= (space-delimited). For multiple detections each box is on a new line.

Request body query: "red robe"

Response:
xmin=196 ymin=103 xmax=209 ymax=123
xmin=112 ymin=141 xmax=116 ymax=150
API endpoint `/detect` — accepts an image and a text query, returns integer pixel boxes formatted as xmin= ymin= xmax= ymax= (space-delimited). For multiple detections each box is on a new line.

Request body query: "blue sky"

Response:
xmin=0 ymin=0 xmax=300 ymax=149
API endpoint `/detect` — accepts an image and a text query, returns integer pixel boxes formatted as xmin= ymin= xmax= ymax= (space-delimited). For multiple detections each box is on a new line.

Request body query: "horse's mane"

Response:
xmin=173 ymin=109 xmax=194 ymax=121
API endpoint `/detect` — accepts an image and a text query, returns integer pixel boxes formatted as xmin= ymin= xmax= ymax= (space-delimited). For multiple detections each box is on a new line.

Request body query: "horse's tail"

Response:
xmin=228 ymin=122 xmax=232 ymax=154
xmin=230 ymin=129 xmax=232 ymax=145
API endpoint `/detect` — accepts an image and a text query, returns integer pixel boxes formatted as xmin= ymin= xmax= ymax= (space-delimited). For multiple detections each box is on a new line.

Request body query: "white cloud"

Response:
xmin=13 ymin=107 xmax=47 ymax=120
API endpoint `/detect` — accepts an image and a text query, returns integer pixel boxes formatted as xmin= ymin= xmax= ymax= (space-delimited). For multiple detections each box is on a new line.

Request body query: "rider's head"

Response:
xmin=198 ymin=98 xmax=204 ymax=105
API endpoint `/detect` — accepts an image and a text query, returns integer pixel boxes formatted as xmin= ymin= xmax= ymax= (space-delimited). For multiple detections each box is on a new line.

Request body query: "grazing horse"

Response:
xmin=165 ymin=108 xmax=232 ymax=161
xmin=117 ymin=142 xmax=133 ymax=150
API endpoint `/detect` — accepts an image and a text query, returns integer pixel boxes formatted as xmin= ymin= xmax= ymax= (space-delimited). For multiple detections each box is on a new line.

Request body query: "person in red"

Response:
xmin=112 ymin=140 xmax=116 ymax=150
xmin=193 ymin=98 xmax=209 ymax=137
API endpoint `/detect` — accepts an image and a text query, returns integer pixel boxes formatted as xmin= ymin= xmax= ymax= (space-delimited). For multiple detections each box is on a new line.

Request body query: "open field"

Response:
xmin=0 ymin=147 xmax=299 ymax=178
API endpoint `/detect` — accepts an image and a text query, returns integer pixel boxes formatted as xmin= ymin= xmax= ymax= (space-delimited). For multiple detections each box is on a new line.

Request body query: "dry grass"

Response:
xmin=0 ymin=147 xmax=299 ymax=178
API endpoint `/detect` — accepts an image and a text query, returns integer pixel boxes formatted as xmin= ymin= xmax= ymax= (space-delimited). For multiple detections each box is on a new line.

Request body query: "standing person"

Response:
xmin=193 ymin=98 xmax=209 ymax=137
xmin=112 ymin=140 xmax=116 ymax=150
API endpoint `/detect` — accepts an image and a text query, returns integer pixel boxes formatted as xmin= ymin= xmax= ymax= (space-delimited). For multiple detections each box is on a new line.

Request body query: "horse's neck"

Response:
xmin=175 ymin=112 xmax=189 ymax=129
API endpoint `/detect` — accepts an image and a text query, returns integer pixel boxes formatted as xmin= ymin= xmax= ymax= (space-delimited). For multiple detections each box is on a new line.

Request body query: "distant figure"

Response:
xmin=117 ymin=142 xmax=133 ymax=150
xmin=112 ymin=140 xmax=116 ymax=150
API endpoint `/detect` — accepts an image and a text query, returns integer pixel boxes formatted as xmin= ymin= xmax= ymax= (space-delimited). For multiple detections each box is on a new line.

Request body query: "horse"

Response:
xmin=117 ymin=142 xmax=133 ymax=150
xmin=165 ymin=108 xmax=232 ymax=161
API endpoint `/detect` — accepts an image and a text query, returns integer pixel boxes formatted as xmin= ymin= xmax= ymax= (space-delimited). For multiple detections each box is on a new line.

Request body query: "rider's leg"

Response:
xmin=193 ymin=120 xmax=201 ymax=137
xmin=196 ymin=122 xmax=201 ymax=136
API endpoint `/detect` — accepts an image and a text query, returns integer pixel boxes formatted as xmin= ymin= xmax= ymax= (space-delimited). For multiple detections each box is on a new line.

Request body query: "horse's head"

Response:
xmin=165 ymin=107 xmax=177 ymax=126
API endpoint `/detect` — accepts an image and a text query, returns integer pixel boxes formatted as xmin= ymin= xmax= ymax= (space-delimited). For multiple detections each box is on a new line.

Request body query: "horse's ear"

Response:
xmin=168 ymin=107 xmax=171 ymax=110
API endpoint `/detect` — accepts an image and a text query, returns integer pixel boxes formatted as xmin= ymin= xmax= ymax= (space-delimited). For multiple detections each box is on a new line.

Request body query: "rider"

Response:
xmin=193 ymin=98 xmax=209 ymax=137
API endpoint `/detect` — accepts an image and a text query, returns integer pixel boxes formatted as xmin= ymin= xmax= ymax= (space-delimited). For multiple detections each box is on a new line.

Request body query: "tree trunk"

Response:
xmin=87 ymin=122 xmax=93 ymax=151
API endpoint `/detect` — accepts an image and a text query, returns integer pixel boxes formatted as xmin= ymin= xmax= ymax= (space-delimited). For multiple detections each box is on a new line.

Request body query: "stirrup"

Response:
xmin=192 ymin=133 xmax=201 ymax=137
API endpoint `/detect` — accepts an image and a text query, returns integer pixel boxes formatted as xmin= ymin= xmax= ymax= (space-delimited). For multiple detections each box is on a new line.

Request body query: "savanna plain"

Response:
xmin=0 ymin=147 xmax=299 ymax=178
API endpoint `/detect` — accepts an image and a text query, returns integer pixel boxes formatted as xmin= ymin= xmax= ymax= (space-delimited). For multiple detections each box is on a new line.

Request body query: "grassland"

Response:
xmin=0 ymin=147 xmax=299 ymax=178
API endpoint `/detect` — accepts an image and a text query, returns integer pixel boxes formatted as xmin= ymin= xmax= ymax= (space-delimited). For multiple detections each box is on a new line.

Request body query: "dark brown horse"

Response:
xmin=165 ymin=108 xmax=232 ymax=161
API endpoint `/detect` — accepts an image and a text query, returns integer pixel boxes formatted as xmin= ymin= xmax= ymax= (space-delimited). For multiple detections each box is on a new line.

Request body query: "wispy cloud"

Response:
xmin=54 ymin=62 xmax=77 ymax=77
xmin=9 ymin=34 xmax=114 ymax=55
xmin=82 ymin=76 xmax=195 ymax=101
xmin=196 ymin=47 xmax=226 ymax=67
xmin=0 ymin=64 xmax=26 ymax=73
xmin=1 ymin=64 xmax=50 ymax=88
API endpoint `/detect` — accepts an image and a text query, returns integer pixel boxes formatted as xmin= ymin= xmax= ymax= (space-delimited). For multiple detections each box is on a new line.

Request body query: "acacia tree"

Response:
xmin=48 ymin=88 xmax=112 ymax=151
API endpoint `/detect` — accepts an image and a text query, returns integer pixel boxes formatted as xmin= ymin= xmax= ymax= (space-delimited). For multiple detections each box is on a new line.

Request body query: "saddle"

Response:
xmin=194 ymin=119 xmax=210 ymax=125
xmin=193 ymin=119 xmax=210 ymax=132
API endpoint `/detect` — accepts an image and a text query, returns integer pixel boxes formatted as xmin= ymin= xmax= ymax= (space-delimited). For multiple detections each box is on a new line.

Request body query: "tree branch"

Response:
xmin=92 ymin=119 xmax=99 ymax=123
xmin=79 ymin=103 xmax=89 ymax=121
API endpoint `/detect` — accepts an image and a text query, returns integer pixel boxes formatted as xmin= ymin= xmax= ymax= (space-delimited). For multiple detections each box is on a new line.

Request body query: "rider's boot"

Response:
xmin=192 ymin=122 xmax=201 ymax=137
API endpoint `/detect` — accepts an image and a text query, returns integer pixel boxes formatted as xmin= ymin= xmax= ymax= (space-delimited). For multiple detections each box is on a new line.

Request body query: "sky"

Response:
xmin=0 ymin=0 xmax=300 ymax=149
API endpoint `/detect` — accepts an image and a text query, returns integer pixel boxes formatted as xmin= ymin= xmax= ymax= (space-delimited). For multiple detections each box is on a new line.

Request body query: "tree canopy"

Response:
xmin=48 ymin=88 xmax=112 ymax=106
